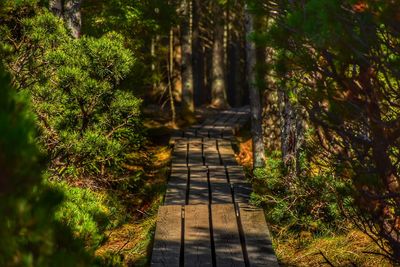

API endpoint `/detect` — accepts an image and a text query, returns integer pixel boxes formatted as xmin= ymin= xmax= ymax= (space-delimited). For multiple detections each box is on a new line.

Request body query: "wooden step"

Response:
xmin=184 ymin=205 xmax=212 ymax=267
xmin=151 ymin=205 xmax=182 ymax=267
xmin=238 ymin=204 xmax=280 ymax=267
xmin=212 ymin=204 xmax=246 ymax=267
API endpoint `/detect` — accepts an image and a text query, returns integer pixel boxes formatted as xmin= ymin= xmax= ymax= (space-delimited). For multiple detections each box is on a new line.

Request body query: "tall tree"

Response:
xmin=192 ymin=0 xmax=205 ymax=107
xmin=245 ymin=2 xmax=265 ymax=168
xmin=172 ymin=26 xmax=183 ymax=103
xmin=180 ymin=0 xmax=195 ymax=118
xmin=227 ymin=0 xmax=246 ymax=107
xmin=211 ymin=1 xmax=229 ymax=109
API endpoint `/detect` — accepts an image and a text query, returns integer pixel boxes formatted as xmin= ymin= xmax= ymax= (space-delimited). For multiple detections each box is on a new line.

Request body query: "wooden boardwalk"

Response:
xmin=151 ymin=107 xmax=279 ymax=267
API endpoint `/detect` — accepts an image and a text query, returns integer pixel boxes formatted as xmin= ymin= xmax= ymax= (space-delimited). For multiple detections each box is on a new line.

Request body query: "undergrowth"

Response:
xmin=252 ymin=150 xmax=347 ymax=236
xmin=246 ymin=146 xmax=393 ymax=266
xmin=47 ymin=142 xmax=170 ymax=266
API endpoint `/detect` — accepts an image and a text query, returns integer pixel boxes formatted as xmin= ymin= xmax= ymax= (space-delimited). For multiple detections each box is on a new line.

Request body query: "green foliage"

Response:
xmin=253 ymin=150 xmax=346 ymax=236
xmin=52 ymin=182 xmax=125 ymax=252
xmin=0 ymin=65 xmax=95 ymax=267
xmin=80 ymin=0 xmax=178 ymax=94
xmin=255 ymin=0 xmax=400 ymax=261
xmin=2 ymin=10 xmax=145 ymax=178
xmin=82 ymin=0 xmax=176 ymax=37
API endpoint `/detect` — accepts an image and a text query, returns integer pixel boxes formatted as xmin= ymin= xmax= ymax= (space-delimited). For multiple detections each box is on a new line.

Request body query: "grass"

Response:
xmin=95 ymin=198 xmax=161 ymax=266
xmin=275 ymin=229 xmax=393 ymax=266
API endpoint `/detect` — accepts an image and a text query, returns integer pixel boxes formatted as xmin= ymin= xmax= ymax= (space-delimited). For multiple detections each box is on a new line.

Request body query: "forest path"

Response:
xmin=151 ymin=107 xmax=279 ymax=267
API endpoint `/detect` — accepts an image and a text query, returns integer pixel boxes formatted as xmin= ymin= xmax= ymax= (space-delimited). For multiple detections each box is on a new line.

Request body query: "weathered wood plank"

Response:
xmin=188 ymin=166 xmax=209 ymax=205
xmin=204 ymin=139 xmax=221 ymax=165
xmin=212 ymin=204 xmax=245 ymax=267
xmin=172 ymin=140 xmax=188 ymax=166
xmin=184 ymin=130 xmax=196 ymax=138
xmin=197 ymin=129 xmax=209 ymax=138
xmin=209 ymin=129 xmax=222 ymax=138
xmin=151 ymin=205 xmax=182 ymax=267
xmin=222 ymin=126 xmax=234 ymax=139
xmin=209 ymin=166 xmax=232 ymax=204
xmin=233 ymin=183 xmax=252 ymax=203
xmin=218 ymin=141 xmax=237 ymax=166
xmin=238 ymin=204 xmax=280 ymax=267
xmin=226 ymin=166 xmax=246 ymax=184
xmin=184 ymin=205 xmax=213 ymax=267
xmin=165 ymin=168 xmax=188 ymax=205
xmin=188 ymin=139 xmax=203 ymax=166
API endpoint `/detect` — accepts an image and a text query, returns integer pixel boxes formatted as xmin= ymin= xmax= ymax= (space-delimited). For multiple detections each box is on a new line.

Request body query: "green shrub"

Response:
xmin=2 ymin=10 xmax=145 ymax=179
xmin=52 ymin=182 xmax=125 ymax=252
xmin=0 ymin=65 xmax=94 ymax=266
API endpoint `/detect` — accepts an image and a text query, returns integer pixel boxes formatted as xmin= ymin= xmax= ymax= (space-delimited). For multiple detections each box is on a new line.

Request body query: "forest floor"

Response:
xmin=94 ymin=105 xmax=217 ymax=266
xmin=235 ymin=131 xmax=393 ymax=267
xmin=94 ymin=105 xmax=393 ymax=266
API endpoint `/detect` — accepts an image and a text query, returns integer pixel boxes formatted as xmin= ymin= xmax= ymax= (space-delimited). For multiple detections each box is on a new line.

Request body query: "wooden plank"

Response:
xmin=184 ymin=130 xmax=196 ymax=138
xmin=233 ymin=183 xmax=252 ymax=203
xmin=171 ymin=148 xmax=187 ymax=166
xmin=212 ymin=204 xmax=245 ymax=267
xmin=184 ymin=205 xmax=213 ymax=267
xmin=226 ymin=166 xmax=246 ymax=184
xmin=204 ymin=139 xmax=220 ymax=165
xmin=197 ymin=129 xmax=209 ymax=138
xmin=151 ymin=205 xmax=182 ymax=267
xmin=165 ymin=168 xmax=188 ymax=205
xmin=209 ymin=129 xmax=222 ymax=138
xmin=172 ymin=140 xmax=188 ymax=166
xmin=188 ymin=166 xmax=209 ymax=205
xmin=209 ymin=166 xmax=232 ymax=204
xmin=222 ymin=126 xmax=234 ymax=139
xmin=238 ymin=204 xmax=279 ymax=267
xmin=218 ymin=142 xmax=237 ymax=166
xmin=188 ymin=139 xmax=203 ymax=166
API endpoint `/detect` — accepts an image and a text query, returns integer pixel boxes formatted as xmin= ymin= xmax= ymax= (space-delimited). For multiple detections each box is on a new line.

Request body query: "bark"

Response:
xmin=64 ymin=0 xmax=83 ymax=38
xmin=263 ymin=83 xmax=281 ymax=151
xmin=180 ymin=0 xmax=195 ymax=116
xmin=262 ymin=33 xmax=281 ymax=151
xmin=168 ymin=29 xmax=177 ymax=128
xmin=279 ymin=90 xmax=304 ymax=176
xmin=172 ymin=27 xmax=183 ymax=103
xmin=245 ymin=5 xmax=265 ymax=169
xmin=211 ymin=2 xmax=229 ymax=109
xmin=227 ymin=0 xmax=236 ymax=107
xmin=49 ymin=0 xmax=63 ymax=17
xmin=202 ymin=0 xmax=214 ymax=104
xmin=49 ymin=0 xmax=82 ymax=38
xmin=192 ymin=0 xmax=205 ymax=107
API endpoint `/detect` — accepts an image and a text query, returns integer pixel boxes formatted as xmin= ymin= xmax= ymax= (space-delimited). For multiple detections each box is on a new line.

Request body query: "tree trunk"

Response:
xmin=49 ymin=0 xmax=82 ymax=38
xmin=245 ymin=5 xmax=265 ymax=169
xmin=172 ymin=27 xmax=183 ymax=103
xmin=211 ymin=2 xmax=229 ymax=109
xmin=168 ymin=29 xmax=177 ymax=128
xmin=49 ymin=0 xmax=63 ymax=17
xmin=203 ymin=0 xmax=214 ymax=105
xmin=192 ymin=0 xmax=205 ymax=107
xmin=279 ymin=88 xmax=304 ymax=177
xmin=64 ymin=0 xmax=82 ymax=38
xmin=180 ymin=0 xmax=195 ymax=118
